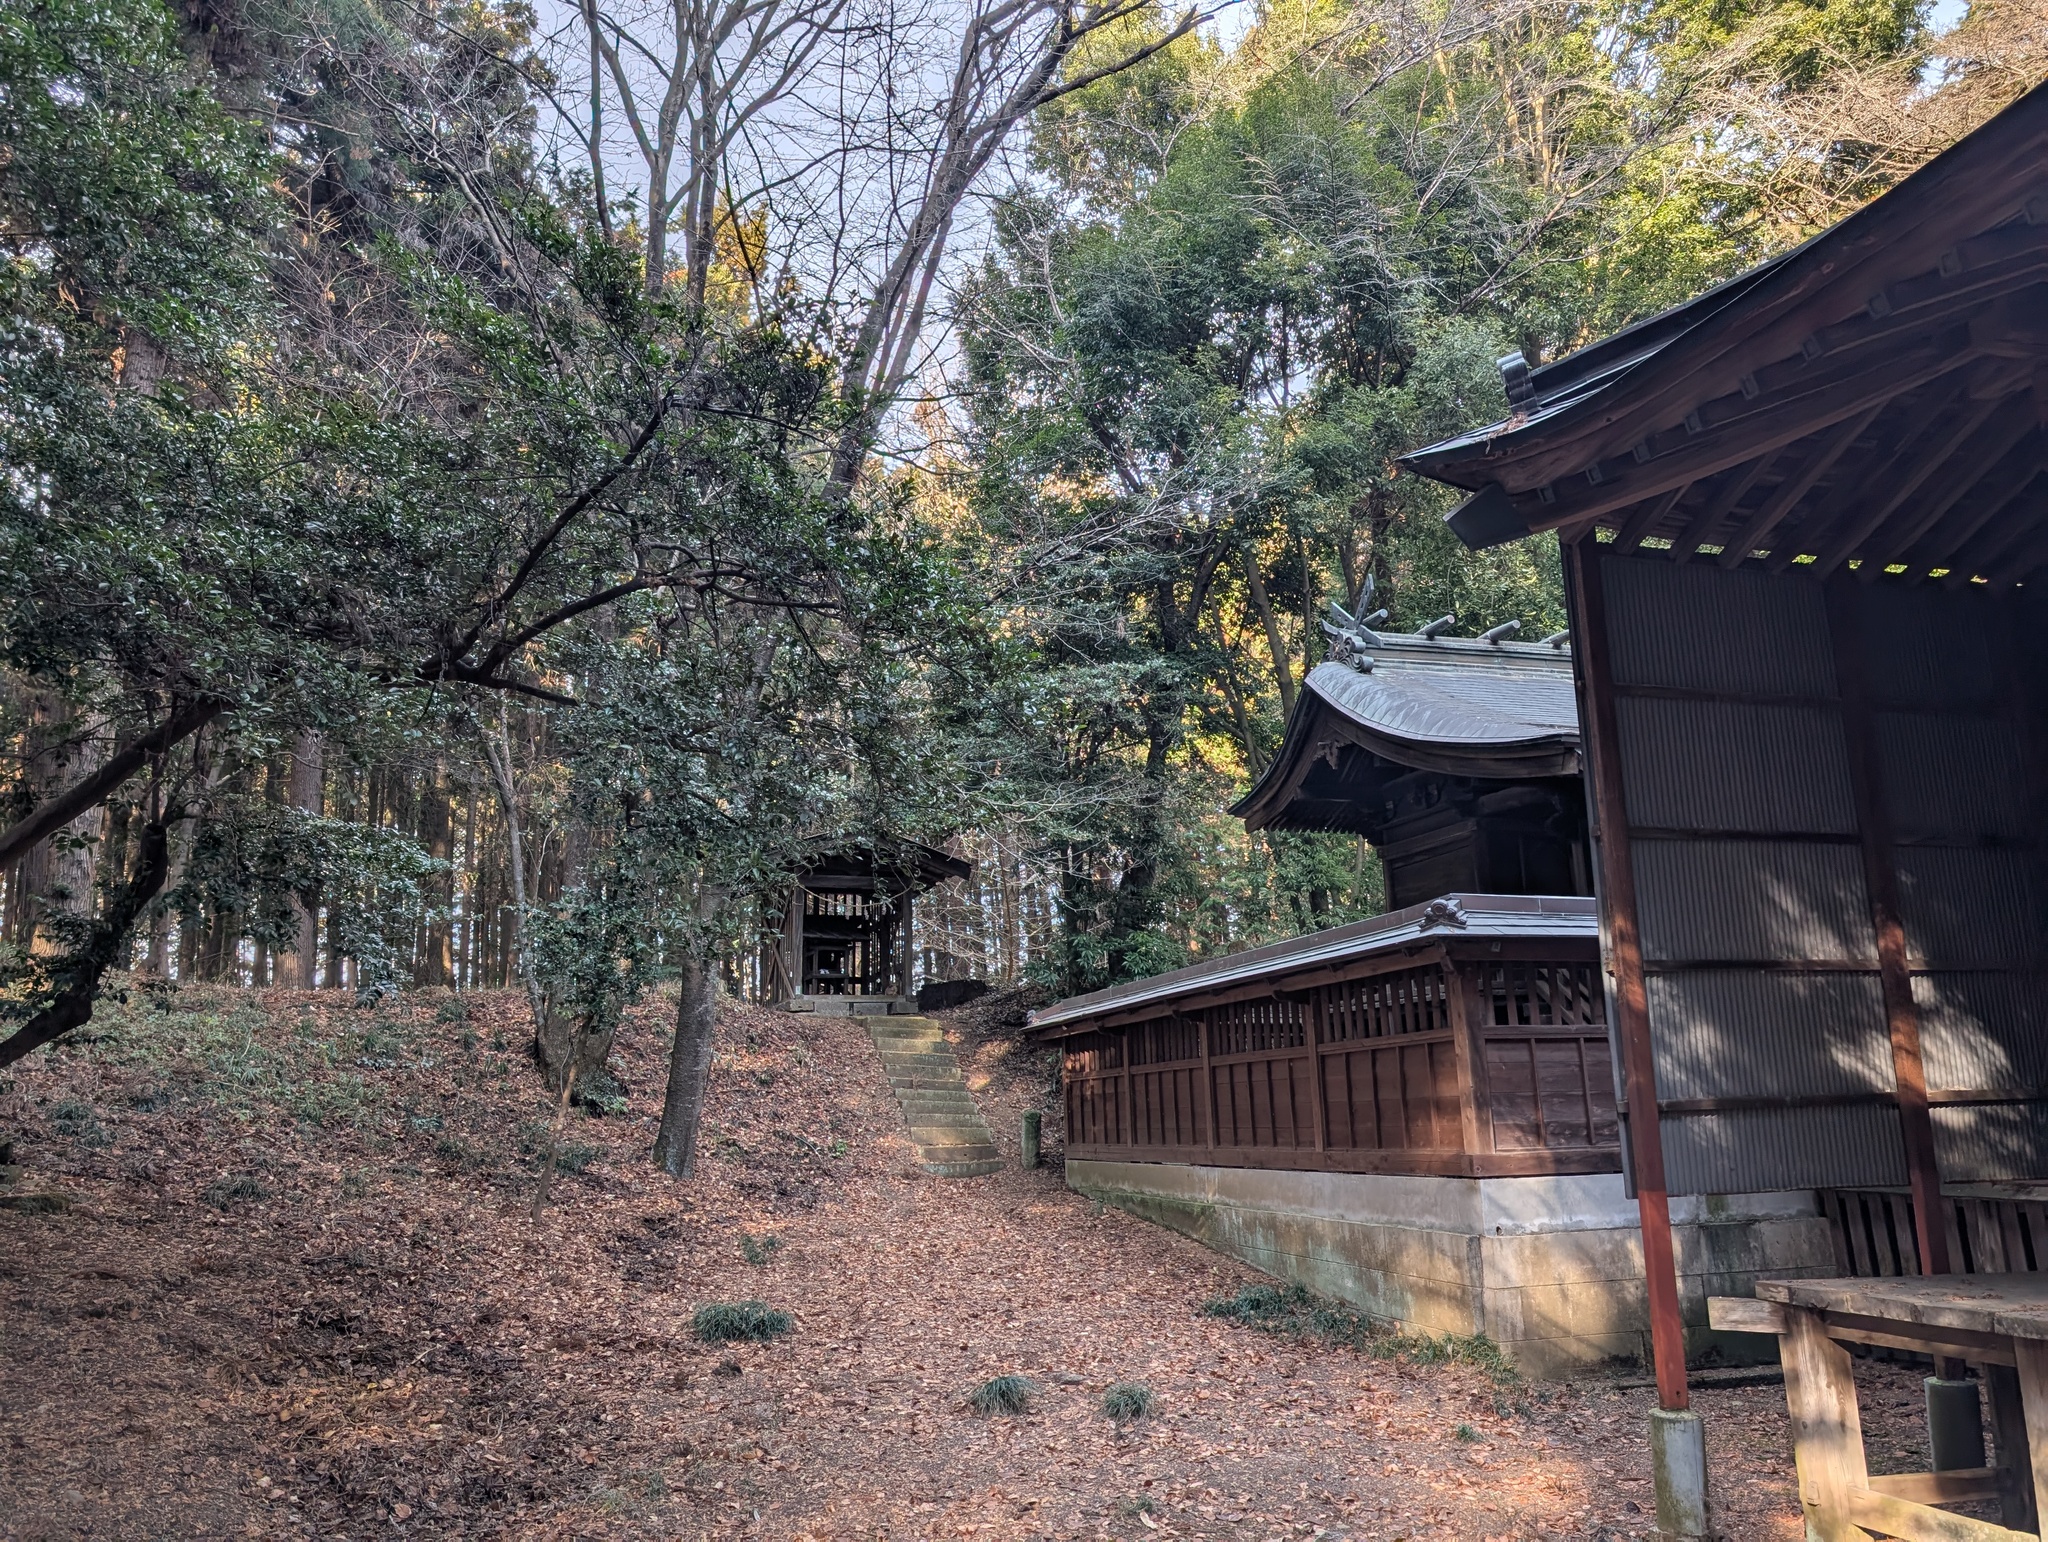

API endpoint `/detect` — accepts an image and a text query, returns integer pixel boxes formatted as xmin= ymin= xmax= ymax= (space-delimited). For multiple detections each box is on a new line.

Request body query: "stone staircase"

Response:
xmin=864 ymin=1015 xmax=1002 ymax=1178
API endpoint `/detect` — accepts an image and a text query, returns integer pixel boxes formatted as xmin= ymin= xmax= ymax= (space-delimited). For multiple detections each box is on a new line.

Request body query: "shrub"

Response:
xmin=692 ymin=1301 xmax=793 ymax=1344
xmin=740 ymin=1233 xmax=781 ymax=1266
xmin=1101 ymin=1383 xmax=1153 ymax=1423
xmin=968 ymin=1374 xmax=1035 ymax=1416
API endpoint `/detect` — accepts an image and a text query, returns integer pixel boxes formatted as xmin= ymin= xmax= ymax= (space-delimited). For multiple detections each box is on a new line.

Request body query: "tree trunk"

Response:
xmin=287 ymin=732 xmax=323 ymax=987
xmin=1239 ymin=549 xmax=1297 ymax=718
xmin=418 ymin=763 xmax=453 ymax=987
xmin=652 ymin=953 xmax=718 ymax=1178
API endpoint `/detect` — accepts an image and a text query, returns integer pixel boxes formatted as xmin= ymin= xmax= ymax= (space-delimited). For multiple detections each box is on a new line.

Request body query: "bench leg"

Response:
xmin=1986 ymin=1363 xmax=2036 ymax=1532
xmin=1780 ymin=1305 xmax=1867 ymax=1542
xmin=2009 ymin=1337 xmax=2048 ymax=1530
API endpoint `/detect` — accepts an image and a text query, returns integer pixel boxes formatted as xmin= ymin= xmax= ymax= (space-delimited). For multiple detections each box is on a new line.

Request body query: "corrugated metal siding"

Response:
xmin=1915 ymin=972 xmax=2048 ymax=1090
xmin=1605 ymin=558 xmax=1836 ymax=696
xmin=1876 ymin=713 xmax=2028 ymax=839
xmin=1856 ymin=583 xmax=2003 ymax=710
xmin=1602 ymin=551 xmax=1900 ymax=1193
xmin=1615 ymin=697 xmax=1856 ymax=832
xmin=1632 ymin=838 xmax=1875 ymax=963
xmin=1647 ymin=971 xmax=1892 ymax=1100
xmin=1933 ymin=1104 xmax=2048 ymax=1183
xmin=1598 ymin=551 xmax=2048 ymax=1196
xmin=1662 ymin=1105 xmax=1908 ymax=1194
xmin=1896 ymin=847 xmax=2039 ymax=967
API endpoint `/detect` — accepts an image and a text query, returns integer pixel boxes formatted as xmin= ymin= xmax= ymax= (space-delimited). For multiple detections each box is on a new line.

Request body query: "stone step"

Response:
xmin=861 ymin=1017 xmax=1000 ymax=1179
xmin=918 ymin=1153 xmax=1001 ymax=1177
xmin=907 ymin=1125 xmax=994 ymax=1146
xmin=916 ymin=1138 xmax=998 ymax=1158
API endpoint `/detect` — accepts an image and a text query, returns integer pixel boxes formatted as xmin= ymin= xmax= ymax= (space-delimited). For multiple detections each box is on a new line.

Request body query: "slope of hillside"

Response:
xmin=0 ymin=983 xmax=1910 ymax=1539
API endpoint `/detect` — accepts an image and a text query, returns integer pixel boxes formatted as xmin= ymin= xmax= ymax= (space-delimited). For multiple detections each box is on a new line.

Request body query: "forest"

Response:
xmin=2 ymin=0 xmax=2042 ymax=1176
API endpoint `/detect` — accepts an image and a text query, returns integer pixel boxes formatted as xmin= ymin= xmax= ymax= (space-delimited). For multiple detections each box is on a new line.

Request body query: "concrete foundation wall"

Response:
xmin=1068 ymin=1159 xmax=1837 ymax=1378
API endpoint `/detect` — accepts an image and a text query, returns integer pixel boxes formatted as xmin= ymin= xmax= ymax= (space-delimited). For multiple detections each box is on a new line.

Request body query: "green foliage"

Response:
xmin=1101 ymin=1382 xmax=1154 ymax=1422
xmin=691 ymin=1300 xmax=794 ymax=1344
xmin=740 ymin=1233 xmax=782 ymax=1266
xmin=1201 ymin=1281 xmax=1520 ymax=1384
xmin=967 ymin=1374 xmax=1036 ymax=1416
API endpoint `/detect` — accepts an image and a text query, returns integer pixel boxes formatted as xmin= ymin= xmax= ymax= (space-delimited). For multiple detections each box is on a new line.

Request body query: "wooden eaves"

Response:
xmin=1401 ymin=81 xmax=2048 ymax=587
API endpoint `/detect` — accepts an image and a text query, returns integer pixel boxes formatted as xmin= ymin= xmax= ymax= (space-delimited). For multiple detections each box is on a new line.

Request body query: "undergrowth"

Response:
xmin=968 ymin=1374 xmax=1036 ymax=1416
xmin=1202 ymin=1282 xmax=1520 ymax=1385
xmin=692 ymin=1301 xmax=793 ymax=1343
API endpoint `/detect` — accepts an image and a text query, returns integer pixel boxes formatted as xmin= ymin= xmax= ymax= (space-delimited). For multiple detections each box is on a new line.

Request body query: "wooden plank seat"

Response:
xmin=1711 ymin=1276 xmax=2048 ymax=1542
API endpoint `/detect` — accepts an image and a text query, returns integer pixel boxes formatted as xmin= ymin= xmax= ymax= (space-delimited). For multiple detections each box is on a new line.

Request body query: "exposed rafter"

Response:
xmin=1721 ymin=406 xmax=1883 ymax=568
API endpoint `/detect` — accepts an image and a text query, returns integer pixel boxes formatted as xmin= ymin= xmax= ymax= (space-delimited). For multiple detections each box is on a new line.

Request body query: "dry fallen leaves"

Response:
xmin=0 ymin=983 xmax=1935 ymax=1539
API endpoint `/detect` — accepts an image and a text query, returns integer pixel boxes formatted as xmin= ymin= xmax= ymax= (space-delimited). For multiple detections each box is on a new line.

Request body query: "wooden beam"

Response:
xmin=1672 ymin=453 xmax=1775 ymax=562
xmin=1614 ymin=484 xmax=1689 ymax=553
xmin=1865 ymin=1469 xmax=2008 ymax=1505
xmin=1986 ymin=1363 xmax=2037 ymax=1531
xmin=1567 ymin=538 xmax=1690 ymax=1412
xmin=1781 ymin=1304 xmax=1870 ymax=1542
xmin=1708 ymin=1296 xmax=1787 ymax=1334
xmin=2008 ymin=1336 xmax=2048 ymax=1533
xmin=1985 ymin=514 xmax=2048 ymax=589
xmin=1492 ymin=141 xmax=2048 ymax=484
xmin=1933 ymin=473 xmax=2048 ymax=581
xmin=1925 ymin=461 xmax=2047 ymax=578
xmin=1720 ymin=405 xmax=1884 ymax=568
xmin=1516 ymin=333 xmax=1981 ymax=536
xmin=1843 ymin=1486 xmax=2034 ymax=1542
xmin=1827 ymin=575 xmax=1951 ymax=1274
xmin=1887 ymin=403 xmax=2041 ymax=566
xmin=1810 ymin=395 xmax=2004 ymax=576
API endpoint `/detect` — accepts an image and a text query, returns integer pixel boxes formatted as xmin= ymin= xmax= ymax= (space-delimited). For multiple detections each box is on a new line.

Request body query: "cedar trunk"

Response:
xmin=652 ymin=955 xmax=718 ymax=1178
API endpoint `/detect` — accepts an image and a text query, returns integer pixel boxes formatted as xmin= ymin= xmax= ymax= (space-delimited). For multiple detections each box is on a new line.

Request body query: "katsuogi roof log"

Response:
xmin=1402 ymin=80 xmax=2048 ymax=586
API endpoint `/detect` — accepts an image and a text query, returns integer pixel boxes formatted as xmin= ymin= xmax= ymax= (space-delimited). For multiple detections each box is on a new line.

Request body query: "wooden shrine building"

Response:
xmin=1396 ymin=82 xmax=2048 ymax=1407
xmin=1232 ymin=627 xmax=1591 ymax=908
xmin=765 ymin=844 xmax=969 ymax=1011
xmin=1034 ymin=619 xmax=1834 ymax=1374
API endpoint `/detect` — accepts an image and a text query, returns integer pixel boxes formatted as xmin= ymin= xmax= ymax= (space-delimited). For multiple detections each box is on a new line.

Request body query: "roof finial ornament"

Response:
xmin=1320 ymin=574 xmax=1383 ymax=672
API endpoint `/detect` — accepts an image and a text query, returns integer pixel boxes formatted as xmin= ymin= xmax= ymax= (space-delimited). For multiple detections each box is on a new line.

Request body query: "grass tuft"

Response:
xmin=1454 ymin=1421 xmax=1480 ymax=1442
xmin=691 ymin=1300 xmax=793 ymax=1344
xmin=1202 ymin=1281 xmax=1520 ymax=1385
xmin=204 ymin=1173 xmax=268 ymax=1207
xmin=740 ymin=1233 xmax=781 ymax=1266
xmin=968 ymin=1373 xmax=1036 ymax=1416
xmin=1101 ymin=1382 xmax=1153 ymax=1423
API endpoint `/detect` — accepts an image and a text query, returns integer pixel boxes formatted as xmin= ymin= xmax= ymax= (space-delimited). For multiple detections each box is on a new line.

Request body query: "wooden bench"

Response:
xmin=1710 ymin=1276 xmax=2048 ymax=1542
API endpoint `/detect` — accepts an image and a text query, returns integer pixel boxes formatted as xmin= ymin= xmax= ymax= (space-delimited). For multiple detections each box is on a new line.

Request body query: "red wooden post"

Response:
xmin=1569 ymin=537 xmax=1691 ymax=1413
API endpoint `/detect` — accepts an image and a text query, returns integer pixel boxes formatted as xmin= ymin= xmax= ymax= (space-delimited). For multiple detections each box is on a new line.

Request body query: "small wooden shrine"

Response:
xmin=764 ymin=844 xmax=969 ymax=1008
xmin=1232 ymin=620 xmax=1590 ymax=907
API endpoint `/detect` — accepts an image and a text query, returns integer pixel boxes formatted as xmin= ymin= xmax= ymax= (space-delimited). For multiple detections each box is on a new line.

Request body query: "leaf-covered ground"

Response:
xmin=0 ymin=983 xmax=1932 ymax=1539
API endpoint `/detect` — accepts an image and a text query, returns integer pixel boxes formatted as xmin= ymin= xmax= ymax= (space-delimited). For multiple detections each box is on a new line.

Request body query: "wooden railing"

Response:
xmin=1820 ymin=1184 xmax=2048 ymax=1278
xmin=1063 ymin=946 xmax=1620 ymax=1179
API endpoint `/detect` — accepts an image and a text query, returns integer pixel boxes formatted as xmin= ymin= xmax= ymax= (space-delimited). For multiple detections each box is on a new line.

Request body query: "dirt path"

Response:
xmin=0 ymin=985 xmax=1927 ymax=1539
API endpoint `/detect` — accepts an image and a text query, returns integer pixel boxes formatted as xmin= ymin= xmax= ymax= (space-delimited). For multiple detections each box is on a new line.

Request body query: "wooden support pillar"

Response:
xmin=1568 ymin=537 xmax=1691 ymax=1412
xmin=1826 ymin=576 xmax=1951 ymax=1277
